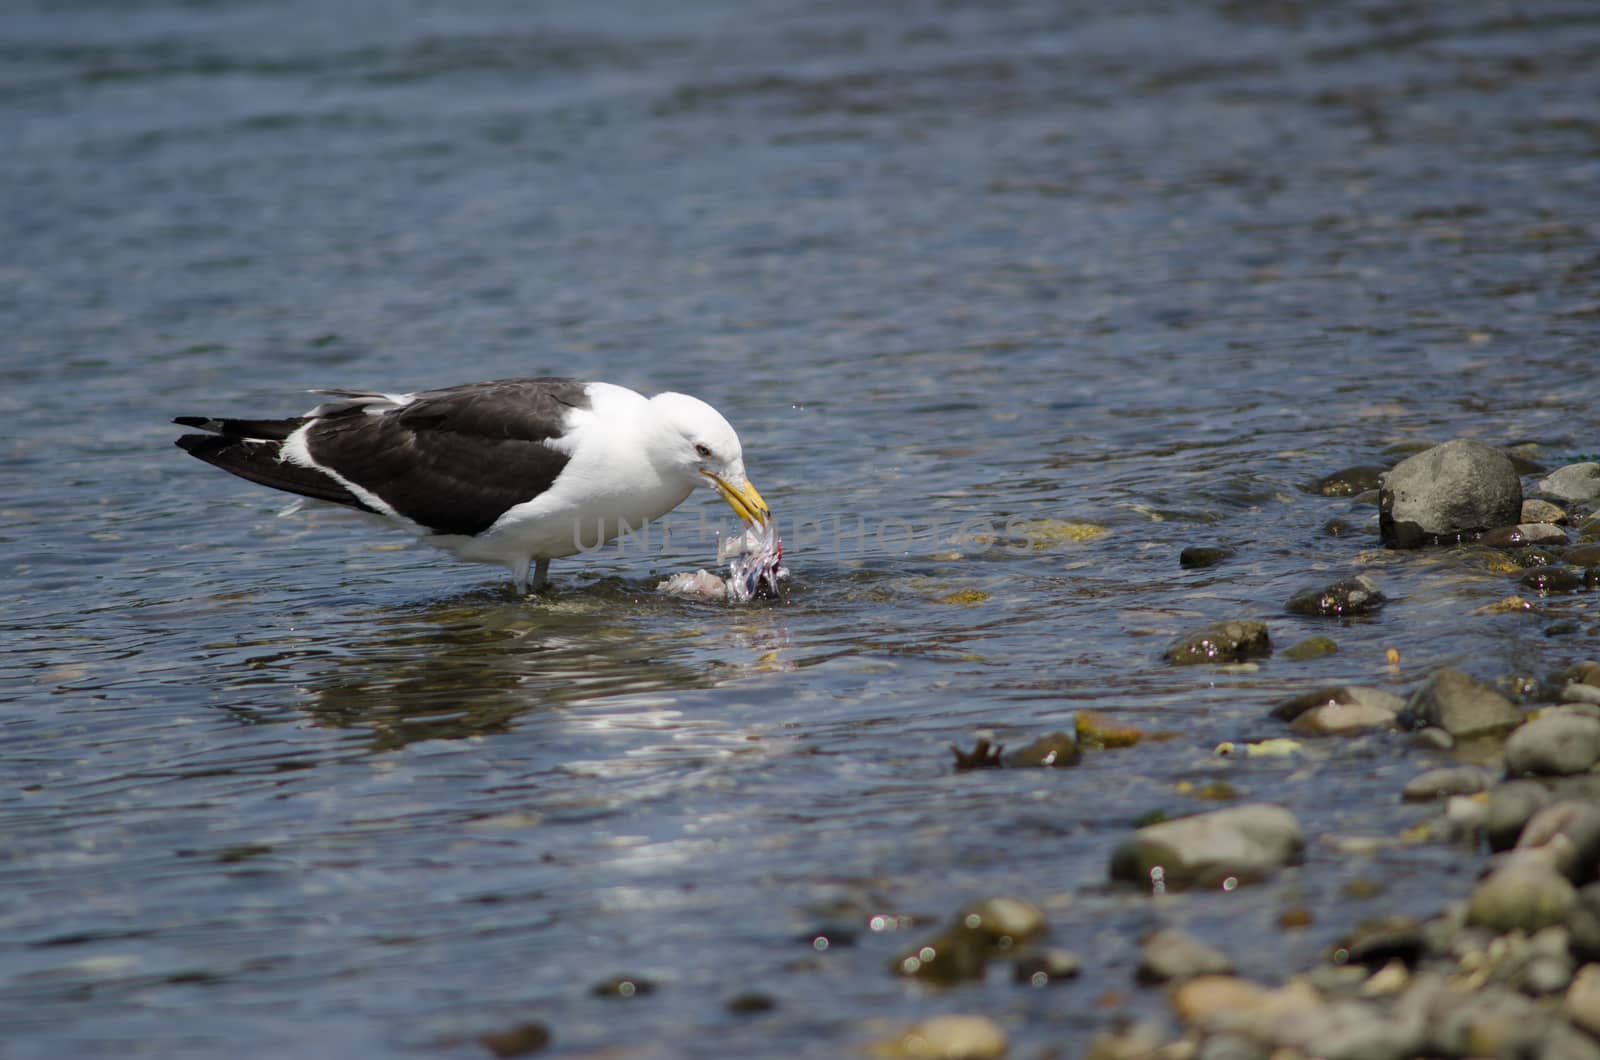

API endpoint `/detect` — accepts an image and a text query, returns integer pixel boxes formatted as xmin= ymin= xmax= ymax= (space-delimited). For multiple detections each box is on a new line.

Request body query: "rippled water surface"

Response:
xmin=5 ymin=1 xmax=1600 ymax=1056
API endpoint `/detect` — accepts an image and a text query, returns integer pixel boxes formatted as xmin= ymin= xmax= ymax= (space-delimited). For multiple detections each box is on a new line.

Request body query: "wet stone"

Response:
xmin=1109 ymin=803 xmax=1304 ymax=890
xmin=1013 ymin=947 xmax=1082 ymax=986
xmin=1402 ymin=667 xmax=1522 ymax=738
xmin=1163 ymin=619 xmax=1272 ymax=665
xmin=1380 ymin=439 xmax=1523 ymax=548
xmin=1483 ymin=523 xmax=1571 ymax=548
xmin=1311 ymin=465 xmax=1387 ymax=497
xmin=1467 ymin=858 xmax=1579 ymax=933
xmin=1003 ymin=731 xmax=1080 ymax=768
xmin=1285 ymin=574 xmax=1387 ymax=617
xmin=1521 ymin=565 xmax=1589 ymax=595
xmin=1505 ymin=711 xmax=1600 ymax=777
xmin=950 ymin=737 xmax=1003 ymax=770
xmin=1565 ymin=544 xmax=1600 ymax=567
xmin=1181 ymin=545 xmax=1235 ymax=569
xmin=1136 ymin=927 xmax=1235 ymax=984
xmin=1282 ymin=635 xmax=1338 ymax=661
xmin=1401 ymin=765 xmax=1495 ymax=802
xmin=1540 ymin=462 xmax=1600 ymax=503
xmin=1323 ymin=516 xmax=1361 ymax=537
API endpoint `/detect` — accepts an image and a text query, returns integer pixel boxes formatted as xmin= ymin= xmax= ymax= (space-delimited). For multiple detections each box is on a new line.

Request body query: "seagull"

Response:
xmin=174 ymin=377 xmax=769 ymax=592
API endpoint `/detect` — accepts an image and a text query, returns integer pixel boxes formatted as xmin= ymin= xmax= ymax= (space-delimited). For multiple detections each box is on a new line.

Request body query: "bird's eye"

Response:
xmin=694 ymin=443 xmax=712 ymax=458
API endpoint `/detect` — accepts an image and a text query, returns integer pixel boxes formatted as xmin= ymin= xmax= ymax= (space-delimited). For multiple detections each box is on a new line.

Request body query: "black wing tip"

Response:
xmin=174 ymin=415 xmax=211 ymax=429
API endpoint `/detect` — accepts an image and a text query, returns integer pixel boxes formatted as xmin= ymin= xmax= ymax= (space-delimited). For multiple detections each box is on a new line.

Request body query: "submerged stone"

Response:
xmin=1310 ymin=465 xmax=1388 ymax=497
xmin=1003 ymin=731 xmax=1080 ymax=767
xmin=1379 ymin=439 xmax=1522 ymax=548
xmin=1282 ymin=635 xmax=1339 ymax=661
xmin=870 ymin=1015 xmax=1007 ymax=1060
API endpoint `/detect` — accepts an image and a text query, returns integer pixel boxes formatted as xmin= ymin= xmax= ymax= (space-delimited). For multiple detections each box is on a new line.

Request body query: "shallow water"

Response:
xmin=4 ymin=0 xmax=1600 ymax=1055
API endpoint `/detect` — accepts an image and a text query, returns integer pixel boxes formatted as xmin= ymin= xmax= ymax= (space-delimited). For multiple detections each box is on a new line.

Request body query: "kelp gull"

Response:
xmin=174 ymin=377 xmax=769 ymax=592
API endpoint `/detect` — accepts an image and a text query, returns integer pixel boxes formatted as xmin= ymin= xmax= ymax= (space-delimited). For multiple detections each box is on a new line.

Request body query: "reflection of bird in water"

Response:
xmin=175 ymin=378 xmax=769 ymax=592
xmin=300 ymin=594 xmax=710 ymax=752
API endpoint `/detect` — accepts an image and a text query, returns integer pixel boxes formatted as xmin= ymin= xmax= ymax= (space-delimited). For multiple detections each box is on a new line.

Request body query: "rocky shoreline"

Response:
xmin=870 ymin=440 xmax=1600 ymax=1060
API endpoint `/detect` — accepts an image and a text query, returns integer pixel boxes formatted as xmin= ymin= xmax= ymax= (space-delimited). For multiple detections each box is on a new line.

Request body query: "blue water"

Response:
xmin=4 ymin=1 xmax=1600 ymax=1055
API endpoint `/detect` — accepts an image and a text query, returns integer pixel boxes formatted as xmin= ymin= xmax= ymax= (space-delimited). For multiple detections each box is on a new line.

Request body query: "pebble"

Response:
xmin=871 ymin=1015 xmax=1008 ymax=1060
xmin=1163 ymin=619 xmax=1272 ymax=665
xmin=1284 ymin=574 xmax=1387 ymax=617
xmin=1402 ymin=667 xmax=1522 ymax=738
xmin=1467 ymin=858 xmax=1579 ymax=932
xmin=1012 ymin=947 xmax=1081 ymax=986
xmin=1485 ymin=780 xmax=1555 ymax=851
xmin=1379 ymin=439 xmax=1523 ymax=548
xmin=1565 ymin=545 xmax=1600 ymax=567
xmin=1400 ymin=765 xmax=1494 ymax=802
xmin=1564 ymin=682 xmax=1600 ymax=705
xmin=1505 ymin=711 xmax=1600 ymax=776
xmin=1567 ymin=963 xmax=1600 ymax=1039
xmin=1483 ymin=523 xmax=1571 ymax=548
xmin=1516 ymin=801 xmax=1600 ymax=883
xmin=1522 ymin=498 xmax=1569 ymax=524
xmin=1540 ymin=462 xmax=1600 ymax=503
xmin=1136 ymin=927 xmax=1235 ymax=983
xmin=1109 ymin=803 xmax=1304 ymax=890
xmin=1570 ymin=883 xmax=1600 ymax=962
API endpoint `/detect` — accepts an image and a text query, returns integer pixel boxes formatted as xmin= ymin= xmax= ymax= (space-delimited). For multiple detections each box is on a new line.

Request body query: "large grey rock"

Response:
xmin=1540 ymin=462 xmax=1600 ymax=503
xmin=1136 ymin=927 xmax=1235 ymax=983
xmin=1505 ymin=711 xmax=1600 ymax=777
xmin=1380 ymin=439 xmax=1523 ymax=547
xmin=1109 ymin=804 xmax=1304 ymax=890
xmin=1403 ymin=668 xmax=1521 ymax=738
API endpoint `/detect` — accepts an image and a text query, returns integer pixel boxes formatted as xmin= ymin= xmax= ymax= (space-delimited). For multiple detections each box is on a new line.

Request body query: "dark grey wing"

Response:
xmin=174 ymin=416 xmax=379 ymax=512
xmin=304 ymin=378 xmax=591 ymax=536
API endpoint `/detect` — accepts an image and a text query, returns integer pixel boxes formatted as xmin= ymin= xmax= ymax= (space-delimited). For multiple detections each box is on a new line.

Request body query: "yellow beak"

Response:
xmin=705 ymin=472 xmax=770 ymax=527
